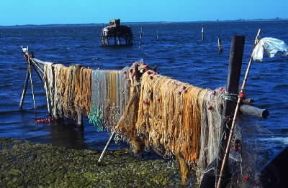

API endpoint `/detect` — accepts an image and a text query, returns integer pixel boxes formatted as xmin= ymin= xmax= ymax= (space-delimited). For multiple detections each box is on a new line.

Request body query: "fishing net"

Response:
xmin=74 ymin=67 xmax=92 ymax=116
xmin=88 ymin=68 xmax=130 ymax=131
xmin=114 ymin=68 xmax=225 ymax=182
xmin=44 ymin=61 xmax=225 ymax=167
xmin=62 ymin=65 xmax=79 ymax=119
xmin=197 ymin=88 xmax=225 ymax=180
xmin=134 ymin=72 xmax=205 ymax=164
xmin=43 ymin=63 xmax=54 ymax=114
xmin=44 ymin=64 xmax=93 ymax=120
xmin=114 ymin=62 xmax=154 ymax=152
xmin=54 ymin=64 xmax=67 ymax=118
xmin=41 ymin=59 xmax=245 ymax=185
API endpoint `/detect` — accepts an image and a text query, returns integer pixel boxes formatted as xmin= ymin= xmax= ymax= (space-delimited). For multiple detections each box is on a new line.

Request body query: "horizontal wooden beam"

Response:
xmin=240 ymin=104 xmax=269 ymax=118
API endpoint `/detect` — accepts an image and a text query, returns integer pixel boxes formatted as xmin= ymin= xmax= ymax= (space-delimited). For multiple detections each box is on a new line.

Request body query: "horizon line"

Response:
xmin=1 ymin=17 xmax=287 ymax=27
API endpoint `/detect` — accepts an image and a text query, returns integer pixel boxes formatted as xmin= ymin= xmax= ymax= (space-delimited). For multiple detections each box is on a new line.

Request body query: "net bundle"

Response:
xmin=88 ymin=68 xmax=130 ymax=130
xmin=43 ymin=64 xmax=92 ymax=119
xmin=135 ymin=72 xmax=206 ymax=163
xmin=115 ymin=70 xmax=224 ymax=174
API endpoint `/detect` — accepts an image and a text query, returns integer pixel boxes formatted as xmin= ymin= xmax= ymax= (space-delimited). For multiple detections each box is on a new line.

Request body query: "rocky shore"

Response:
xmin=0 ymin=138 xmax=181 ymax=187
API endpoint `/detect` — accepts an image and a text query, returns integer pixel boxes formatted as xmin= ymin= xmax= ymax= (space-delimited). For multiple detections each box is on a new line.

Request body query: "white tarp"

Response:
xmin=252 ymin=37 xmax=288 ymax=61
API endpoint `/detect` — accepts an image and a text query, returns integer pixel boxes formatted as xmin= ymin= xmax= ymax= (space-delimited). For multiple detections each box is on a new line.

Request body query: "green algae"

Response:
xmin=0 ymin=138 xmax=180 ymax=187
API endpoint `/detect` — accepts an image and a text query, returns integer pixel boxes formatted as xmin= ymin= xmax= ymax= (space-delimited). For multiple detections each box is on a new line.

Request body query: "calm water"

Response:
xmin=0 ymin=21 xmax=287 ymax=169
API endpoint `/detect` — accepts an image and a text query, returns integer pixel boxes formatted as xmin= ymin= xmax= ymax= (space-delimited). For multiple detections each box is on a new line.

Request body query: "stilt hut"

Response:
xmin=101 ymin=19 xmax=133 ymax=47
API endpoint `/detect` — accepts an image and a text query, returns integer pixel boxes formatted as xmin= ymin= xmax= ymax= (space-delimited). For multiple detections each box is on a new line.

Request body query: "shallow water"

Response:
xmin=0 ymin=21 xmax=287 ymax=168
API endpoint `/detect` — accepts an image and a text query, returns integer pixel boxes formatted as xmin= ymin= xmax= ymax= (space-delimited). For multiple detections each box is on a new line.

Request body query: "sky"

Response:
xmin=0 ymin=0 xmax=287 ymax=26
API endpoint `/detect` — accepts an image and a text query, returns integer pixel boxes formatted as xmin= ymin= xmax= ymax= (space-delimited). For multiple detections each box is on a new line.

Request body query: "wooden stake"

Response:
xmin=30 ymin=58 xmax=51 ymax=114
xmin=31 ymin=59 xmax=44 ymax=75
xmin=156 ymin=30 xmax=159 ymax=40
xmin=140 ymin=26 xmax=143 ymax=39
xmin=19 ymin=66 xmax=30 ymax=109
xmin=98 ymin=132 xmax=115 ymax=163
xmin=218 ymin=36 xmax=223 ymax=54
xmin=31 ymin=62 xmax=44 ymax=83
xmin=139 ymin=26 xmax=143 ymax=48
xmin=28 ymin=61 xmax=36 ymax=109
xmin=201 ymin=27 xmax=204 ymax=41
xmin=77 ymin=110 xmax=83 ymax=127
xmin=216 ymin=36 xmax=245 ymax=188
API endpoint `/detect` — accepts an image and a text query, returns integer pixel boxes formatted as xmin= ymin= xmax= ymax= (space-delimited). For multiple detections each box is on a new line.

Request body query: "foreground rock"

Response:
xmin=0 ymin=138 xmax=180 ymax=187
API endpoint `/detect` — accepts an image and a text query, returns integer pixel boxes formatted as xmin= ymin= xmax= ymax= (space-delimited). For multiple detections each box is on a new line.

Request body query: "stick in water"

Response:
xmin=28 ymin=60 xmax=36 ymax=109
xmin=19 ymin=66 xmax=30 ymax=109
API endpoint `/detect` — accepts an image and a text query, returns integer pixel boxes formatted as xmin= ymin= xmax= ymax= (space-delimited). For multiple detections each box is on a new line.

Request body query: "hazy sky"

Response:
xmin=1 ymin=0 xmax=287 ymax=25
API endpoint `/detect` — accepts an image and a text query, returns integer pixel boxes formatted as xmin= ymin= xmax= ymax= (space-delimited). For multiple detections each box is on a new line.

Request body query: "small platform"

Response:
xmin=100 ymin=19 xmax=133 ymax=47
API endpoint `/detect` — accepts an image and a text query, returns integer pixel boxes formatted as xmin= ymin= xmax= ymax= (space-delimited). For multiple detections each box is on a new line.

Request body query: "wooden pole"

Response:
xmin=31 ymin=62 xmax=44 ymax=83
xmin=216 ymin=36 xmax=245 ymax=188
xmin=140 ymin=26 xmax=143 ymax=39
xmin=156 ymin=30 xmax=159 ymax=40
xmin=98 ymin=132 xmax=115 ymax=163
xmin=139 ymin=26 xmax=143 ymax=48
xmin=201 ymin=27 xmax=204 ymax=41
xmin=28 ymin=60 xmax=36 ymax=109
xmin=218 ymin=36 xmax=223 ymax=54
xmin=76 ymin=110 xmax=83 ymax=127
xmin=31 ymin=59 xmax=44 ymax=75
xmin=19 ymin=66 xmax=30 ymax=109
xmin=216 ymin=29 xmax=260 ymax=188
xmin=240 ymin=104 xmax=269 ymax=118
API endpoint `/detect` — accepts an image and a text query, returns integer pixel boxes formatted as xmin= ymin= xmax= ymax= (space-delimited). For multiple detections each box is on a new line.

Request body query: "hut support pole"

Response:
xmin=19 ymin=66 xmax=30 ymax=109
xmin=216 ymin=36 xmax=245 ymax=188
xmin=98 ymin=131 xmax=115 ymax=163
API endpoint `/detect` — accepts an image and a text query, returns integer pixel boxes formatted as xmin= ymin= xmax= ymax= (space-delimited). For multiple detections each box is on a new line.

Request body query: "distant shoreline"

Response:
xmin=1 ymin=18 xmax=287 ymax=28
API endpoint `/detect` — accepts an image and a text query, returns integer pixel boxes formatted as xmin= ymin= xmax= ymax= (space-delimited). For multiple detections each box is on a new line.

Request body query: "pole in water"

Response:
xmin=140 ymin=26 xmax=143 ymax=39
xmin=201 ymin=26 xmax=204 ymax=41
xmin=98 ymin=132 xmax=115 ymax=163
xmin=218 ymin=36 xmax=223 ymax=54
xmin=20 ymin=48 xmax=38 ymax=110
xmin=77 ymin=110 xmax=83 ymax=127
xmin=156 ymin=30 xmax=159 ymax=40
xmin=139 ymin=26 xmax=143 ymax=48
xmin=28 ymin=60 xmax=36 ymax=109
xmin=19 ymin=66 xmax=30 ymax=109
